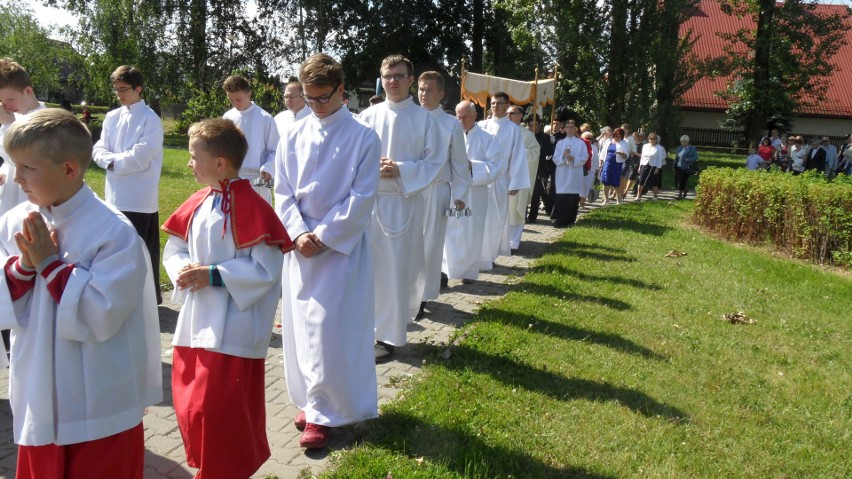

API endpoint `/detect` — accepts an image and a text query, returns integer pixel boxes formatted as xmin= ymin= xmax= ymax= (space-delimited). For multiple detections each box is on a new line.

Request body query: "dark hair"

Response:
xmin=0 ymin=58 xmax=33 ymax=90
xmin=110 ymin=65 xmax=144 ymax=90
xmin=300 ymin=53 xmax=344 ymax=88
xmin=381 ymin=54 xmax=414 ymax=77
xmin=492 ymin=91 xmax=509 ymax=102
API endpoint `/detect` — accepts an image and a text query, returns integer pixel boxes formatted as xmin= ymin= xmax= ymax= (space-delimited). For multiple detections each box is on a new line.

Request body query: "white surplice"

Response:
xmin=416 ymin=106 xmax=472 ymax=303
xmin=507 ymin=126 xmax=541 ymax=248
xmin=443 ymin=125 xmax=499 ymax=280
xmin=92 ymin=100 xmax=163 ymax=213
xmin=273 ymin=105 xmax=311 ymax=138
xmin=359 ymin=96 xmax=444 ymax=346
xmin=0 ymin=103 xmax=46 ymax=217
xmin=552 ymin=136 xmax=589 ymax=195
xmin=163 ymin=194 xmax=284 ymax=359
xmin=223 ymin=102 xmax=279 ymax=202
xmin=0 ymin=186 xmax=162 ymax=446
xmin=479 ymin=116 xmax=531 ymax=269
xmin=275 ymin=106 xmax=381 ymax=427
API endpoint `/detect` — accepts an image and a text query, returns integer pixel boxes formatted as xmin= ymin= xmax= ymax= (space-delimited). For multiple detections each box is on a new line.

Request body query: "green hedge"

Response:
xmin=693 ymin=168 xmax=852 ymax=267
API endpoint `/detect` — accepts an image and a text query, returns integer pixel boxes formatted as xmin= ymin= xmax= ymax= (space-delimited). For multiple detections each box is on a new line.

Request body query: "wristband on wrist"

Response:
xmin=209 ymin=265 xmax=224 ymax=287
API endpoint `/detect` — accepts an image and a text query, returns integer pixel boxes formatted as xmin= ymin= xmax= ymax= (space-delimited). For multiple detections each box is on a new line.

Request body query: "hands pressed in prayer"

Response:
xmin=454 ymin=199 xmax=465 ymax=210
xmin=508 ymin=189 xmax=518 ymax=196
xmin=0 ymin=173 xmax=5 ymax=186
xmin=260 ymin=171 xmax=272 ymax=181
xmin=14 ymin=211 xmax=59 ymax=268
xmin=379 ymin=157 xmax=400 ymax=179
xmin=176 ymin=263 xmax=211 ymax=292
xmin=295 ymin=232 xmax=324 ymax=258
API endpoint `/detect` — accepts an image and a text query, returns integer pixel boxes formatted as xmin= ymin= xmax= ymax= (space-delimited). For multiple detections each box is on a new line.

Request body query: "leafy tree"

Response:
xmin=0 ymin=0 xmax=79 ymax=97
xmin=715 ymin=0 xmax=850 ymax=146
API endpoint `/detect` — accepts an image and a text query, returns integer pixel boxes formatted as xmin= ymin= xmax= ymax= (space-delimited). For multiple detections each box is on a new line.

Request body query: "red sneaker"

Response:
xmin=299 ymin=423 xmax=331 ymax=449
xmin=295 ymin=410 xmax=306 ymax=431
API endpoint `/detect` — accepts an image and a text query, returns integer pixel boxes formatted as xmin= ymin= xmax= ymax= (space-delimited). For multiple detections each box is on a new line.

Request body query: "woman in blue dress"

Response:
xmin=599 ymin=127 xmax=629 ymax=205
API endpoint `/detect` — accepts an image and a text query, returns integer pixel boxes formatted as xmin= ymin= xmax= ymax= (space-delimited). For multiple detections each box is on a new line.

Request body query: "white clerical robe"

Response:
xmin=0 ymin=186 xmax=162 ymax=446
xmin=93 ymin=100 xmax=163 ymax=213
xmin=552 ymin=136 xmax=589 ymax=195
xmin=359 ymin=96 xmax=444 ymax=346
xmin=274 ymin=105 xmax=311 ymax=137
xmin=163 ymin=195 xmax=284 ymax=359
xmin=507 ymin=126 xmax=541 ymax=248
xmin=0 ymin=103 xmax=46 ymax=217
xmin=416 ymin=106 xmax=472 ymax=303
xmin=275 ymin=106 xmax=380 ymax=427
xmin=479 ymin=116 xmax=531 ymax=268
xmin=444 ymin=125 xmax=499 ymax=280
xmin=223 ymin=103 xmax=279 ymax=202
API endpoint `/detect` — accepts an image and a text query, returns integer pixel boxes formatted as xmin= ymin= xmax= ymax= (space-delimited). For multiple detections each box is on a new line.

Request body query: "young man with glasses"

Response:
xmin=275 ymin=53 xmax=381 ymax=449
xmin=222 ymin=75 xmax=279 ymax=203
xmin=93 ymin=65 xmax=164 ymax=304
xmin=477 ymin=92 xmax=530 ymax=268
xmin=274 ymin=81 xmax=311 ymax=137
xmin=358 ymin=54 xmax=444 ymax=363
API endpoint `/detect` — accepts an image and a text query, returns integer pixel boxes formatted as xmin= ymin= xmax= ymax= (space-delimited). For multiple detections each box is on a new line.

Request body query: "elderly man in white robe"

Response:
xmin=478 ymin=91 xmax=531 ymax=270
xmin=414 ymin=71 xmax=470 ymax=316
xmin=505 ymin=105 xmax=539 ymax=250
xmin=275 ymin=53 xmax=381 ymax=449
xmin=222 ymin=75 xmax=280 ymax=203
xmin=551 ymin=120 xmax=589 ymax=227
xmin=359 ymin=55 xmax=444 ymax=363
xmin=274 ymin=81 xmax=312 ymax=137
xmin=443 ymin=101 xmax=499 ymax=283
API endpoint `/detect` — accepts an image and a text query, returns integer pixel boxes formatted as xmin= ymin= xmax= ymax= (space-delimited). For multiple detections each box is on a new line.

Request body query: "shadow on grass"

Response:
xmin=514 ymin=282 xmax=631 ymax=311
xmin=442 ymin=344 xmax=688 ymax=421
xmin=581 ymin=216 xmax=672 ymax=236
xmin=366 ymin=410 xmax=619 ymax=479
xmin=529 ymin=264 xmax=663 ymax=291
xmin=548 ymin=241 xmax=637 ymax=263
xmin=478 ymin=308 xmax=665 ymax=361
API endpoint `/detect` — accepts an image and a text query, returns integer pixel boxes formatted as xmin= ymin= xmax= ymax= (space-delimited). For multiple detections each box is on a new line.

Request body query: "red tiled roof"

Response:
xmin=679 ymin=0 xmax=852 ymax=118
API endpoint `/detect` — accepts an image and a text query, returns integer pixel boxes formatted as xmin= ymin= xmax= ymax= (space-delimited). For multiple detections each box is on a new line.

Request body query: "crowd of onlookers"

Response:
xmin=745 ymin=128 xmax=852 ymax=177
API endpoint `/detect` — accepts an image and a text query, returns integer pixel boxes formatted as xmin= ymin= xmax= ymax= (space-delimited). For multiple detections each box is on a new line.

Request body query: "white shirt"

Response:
xmin=479 ymin=116 xmax=532 ymax=191
xmin=552 ymin=136 xmax=589 ymax=194
xmin=223 ymin=102 xmax=279 ymax=177
xmin=93 ymin=100 xmax=163 ymax=213
xmin=640 ymin=143 xmax=666 ymax=168
xmin=0 ymin=186 xmax=162 ymax=446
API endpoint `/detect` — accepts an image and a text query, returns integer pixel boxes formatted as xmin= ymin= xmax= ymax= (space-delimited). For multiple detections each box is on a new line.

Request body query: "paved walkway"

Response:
xmin=0 ymin=192 xmax=685 ymax=478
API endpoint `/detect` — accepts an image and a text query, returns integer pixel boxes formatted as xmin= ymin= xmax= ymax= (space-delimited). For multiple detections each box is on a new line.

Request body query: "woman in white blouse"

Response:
xmin=636 ymin=132 xmax=666 ymax=201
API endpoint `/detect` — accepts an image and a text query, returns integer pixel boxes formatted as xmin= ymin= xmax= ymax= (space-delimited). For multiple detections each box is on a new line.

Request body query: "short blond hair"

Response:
xmin=3 ymin=109 xmax=92 ymax=171
xmin=188 ymin=118 xmax=248 ymax=171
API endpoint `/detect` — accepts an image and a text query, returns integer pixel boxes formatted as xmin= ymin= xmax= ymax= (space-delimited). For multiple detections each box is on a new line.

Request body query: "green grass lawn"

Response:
xmin=85 ymin=147 xmax=197 ymax=287
xmin=322 ymin=201 xmax=851 ymax=478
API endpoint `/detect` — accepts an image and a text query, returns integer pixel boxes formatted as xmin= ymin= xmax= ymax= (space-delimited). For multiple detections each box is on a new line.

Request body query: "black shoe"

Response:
xmin=462 ymin=279 xmax=473 ymax=284
xmin=415 ymin=301 xmax=427 ymax=320
xmin=374 ymin=341 xmax=395 ymax=363
xmin=526 ymin=217 xmax=536 ymax=224
xmin=440 ymin=272 xmax=449 ymax=289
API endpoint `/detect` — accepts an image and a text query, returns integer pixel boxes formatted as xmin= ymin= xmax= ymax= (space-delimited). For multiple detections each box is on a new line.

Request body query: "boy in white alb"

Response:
xmin=222 ymin=75 xmax=280 ymax=203
xmin=92 ymin=65 xmax=164 ymax=304
xmin=162 ymin=119 xmax=293 ymax=478
xmin=0 ymin=109 xmax=162 ymax=479
xmin=275 ymin=53 xmax=381 ymax=450
xmin=0 ymin=58 xmax=47 ymax=217
xmin=414 ymin=71 xmax=470 ymax=314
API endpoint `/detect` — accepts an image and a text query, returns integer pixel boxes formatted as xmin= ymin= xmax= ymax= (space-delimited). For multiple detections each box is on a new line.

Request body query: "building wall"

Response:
xmin=680 ymin=110 xmax=852 ymax=137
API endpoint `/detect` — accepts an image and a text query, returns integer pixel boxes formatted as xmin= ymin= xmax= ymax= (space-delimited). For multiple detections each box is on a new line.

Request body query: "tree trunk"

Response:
xmin=747 ymin=0 xmax=775 ymax=147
